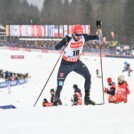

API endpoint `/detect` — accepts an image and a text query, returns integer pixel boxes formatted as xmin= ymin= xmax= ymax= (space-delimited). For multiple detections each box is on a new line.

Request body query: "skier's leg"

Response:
xmin=55 ymin=64 xmax=71 ymax=105
xmin=74 ymin=60 xmax=95 ymax=105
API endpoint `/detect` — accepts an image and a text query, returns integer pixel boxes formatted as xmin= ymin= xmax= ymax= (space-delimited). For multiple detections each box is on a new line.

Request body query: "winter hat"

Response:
xmin=50 ymin=89 xmax=55 ymax=92
xmin=43 ymin=98 xmax=48 ymax=103
xmin=124 ymin=61 xmax=128 ymax=65
xmin=73 ymin=84 xmax=78 ymax=89
xmin=73 ymin=24 xmax=83 ymax=34
xmin=107 ymin=77 xmax=112 ymax=83
xmin=118 ymin=74 xmax=124 ymax=83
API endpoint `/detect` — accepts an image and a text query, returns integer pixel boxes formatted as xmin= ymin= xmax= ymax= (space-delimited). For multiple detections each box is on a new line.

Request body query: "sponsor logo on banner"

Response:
xmin=0 ymin=82 xmax=7 ymax=88
xmin=25 ymin=48 xmax=31 ymax=51
xmin=9 ymin=47 xmax=19 ymax=50
xmin=10 ymin=80 xmax=18 ymax=86
xmin=19 ymin=79 xmax=25 ymax=84
xmin=42 ymin=49 xmax=48 ymax=53
xmin=11 ymin=55 xmax=24 ymax=59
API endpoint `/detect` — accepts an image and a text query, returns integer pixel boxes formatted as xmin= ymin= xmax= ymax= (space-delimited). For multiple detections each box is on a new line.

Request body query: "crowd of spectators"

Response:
xmin=1 ymin=37 xmax=57 ymax=50
xmin=0 ymin=37 xmax=133 ymax=56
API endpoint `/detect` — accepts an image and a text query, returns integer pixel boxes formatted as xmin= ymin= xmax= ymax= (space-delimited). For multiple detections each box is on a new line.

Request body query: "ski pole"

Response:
xmin=96 ymin=20 xmax=105 ymax=104
xmin=99 ymin=42 xmax=105 ymax=104
xmin=33 ymin=51 xmax=63 ymax=107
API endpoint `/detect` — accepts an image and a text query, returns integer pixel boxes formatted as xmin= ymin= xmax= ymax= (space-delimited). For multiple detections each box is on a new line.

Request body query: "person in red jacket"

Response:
xmin=116 ymin=74 xmax=130 ymax=103
xmin=104 ymin=77 xmax=117 ymax=103
xmin=42 ymin=89 xmax=56 ymax=107
xmin=42 ymin=98 xmax=52 ymax=107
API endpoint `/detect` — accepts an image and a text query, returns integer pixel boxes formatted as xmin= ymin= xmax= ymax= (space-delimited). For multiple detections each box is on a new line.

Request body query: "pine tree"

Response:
xmin=123 ymin=0 xmax=134 ymax=46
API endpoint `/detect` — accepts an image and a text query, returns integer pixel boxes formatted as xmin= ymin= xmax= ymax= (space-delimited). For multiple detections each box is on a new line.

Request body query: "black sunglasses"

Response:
xmin=75 ymin=34 xmax=83 ymax=37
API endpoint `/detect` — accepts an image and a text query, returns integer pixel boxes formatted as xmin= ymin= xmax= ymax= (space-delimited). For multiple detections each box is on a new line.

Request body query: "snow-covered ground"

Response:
xmin=0 ymin=49 xmax=134 ymax=134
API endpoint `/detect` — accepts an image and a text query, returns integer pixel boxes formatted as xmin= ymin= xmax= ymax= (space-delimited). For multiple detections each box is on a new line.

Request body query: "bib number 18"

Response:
xmin=73 ymin=50 xmax=80 ymax=56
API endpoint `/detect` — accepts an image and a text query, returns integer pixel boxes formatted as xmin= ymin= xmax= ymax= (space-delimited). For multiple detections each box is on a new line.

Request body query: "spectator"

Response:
xmin=71 ymin=84 xmax=82 ymax=106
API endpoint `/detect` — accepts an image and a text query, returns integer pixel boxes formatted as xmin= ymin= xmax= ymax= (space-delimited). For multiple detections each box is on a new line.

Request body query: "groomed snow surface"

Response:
xmin=0 ymin=49 xmax=134 ymax=134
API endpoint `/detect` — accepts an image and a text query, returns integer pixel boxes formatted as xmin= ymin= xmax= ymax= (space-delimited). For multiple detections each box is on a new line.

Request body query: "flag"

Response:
xmin=20 ymin=25 xmax=27 ymax=36
xmin=31 ymin=25 xmax=36 ymax=37
xmin=6 ymin=25 xmax=9 ymax=36
xmin=63 ymin=25 xmax=68 ymax=36
xmin=111 ymin=31 xmax=115 ymax=39
xmin=47 ymin=25 xmax=51 ymax=37
xmin=27 ymin=25 xmax=32 ymax=37
xmin=83 ymin=25 xmax=86 ymax=33
xmin=44 ymin=25 xmax=47 ymax=37
xmin=40 ymin=25 xmax=44 ymax=37
xmin=10 ymin=25 xmax=20 ymax=36
xmin=54 ymin=25 xmax=59 ymax=37
xmin=59 ymin=25 xmax=63 ymax=37
xmin=36 ymin=25 xmax=42 ymax=37
xmin=85 ymin=25 xmax=90 ymax=34
xmin=50 ymin=25 xmax=54 ymax=37
xmin=68 ymin=25 xmax=73 ymax=34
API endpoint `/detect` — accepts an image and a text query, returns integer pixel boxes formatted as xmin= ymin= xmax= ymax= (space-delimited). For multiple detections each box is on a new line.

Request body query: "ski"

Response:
xmin=95 ymin=103 xmax=104 ymax=105
xmin=84 ymin=102 xmax=104 ymax=106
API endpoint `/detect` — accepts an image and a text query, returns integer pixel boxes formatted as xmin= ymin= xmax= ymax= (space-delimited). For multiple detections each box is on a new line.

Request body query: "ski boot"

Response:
xmin=53 ymin=99 xmax=62 ymax=106
xmin=84 ymin=91 xmax=96 ymax=105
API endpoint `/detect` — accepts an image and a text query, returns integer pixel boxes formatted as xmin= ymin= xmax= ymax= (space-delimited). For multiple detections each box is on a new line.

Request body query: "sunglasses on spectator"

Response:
xmin=75 ymin=34 xmax=83 ymax=37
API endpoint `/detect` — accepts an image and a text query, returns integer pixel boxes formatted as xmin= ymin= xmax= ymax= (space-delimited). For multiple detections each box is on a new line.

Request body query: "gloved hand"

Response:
xmin=96 ymin=20 xmax=102 ymax=29
xmin=104 ymin=88 xmax=108 ymax=93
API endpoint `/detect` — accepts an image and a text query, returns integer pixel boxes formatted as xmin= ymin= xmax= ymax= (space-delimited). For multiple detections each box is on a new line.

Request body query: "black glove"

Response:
xmin=96 ymin=20 xmax=102 ymax=29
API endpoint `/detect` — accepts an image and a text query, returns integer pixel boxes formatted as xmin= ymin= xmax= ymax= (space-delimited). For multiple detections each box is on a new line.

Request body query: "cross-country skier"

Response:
xmin=122 ymin=61 xmax=133 ymax=76
xmin=54 ymin=21 xmax=102 ymax=106
xmin=104 ymin=77 xmax=116 ymax=103
xmin=71 ymin=84 xmax=82 ymax=106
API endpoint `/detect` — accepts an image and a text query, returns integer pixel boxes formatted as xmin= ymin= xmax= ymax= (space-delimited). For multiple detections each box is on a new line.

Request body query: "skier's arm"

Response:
xmin=83 ymin=34 xmax=99 ymax=42
xmin=83 ymin=20 xmax=102 ymax=42
xmin=55 ymin=35 xmax=71 ymax=50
